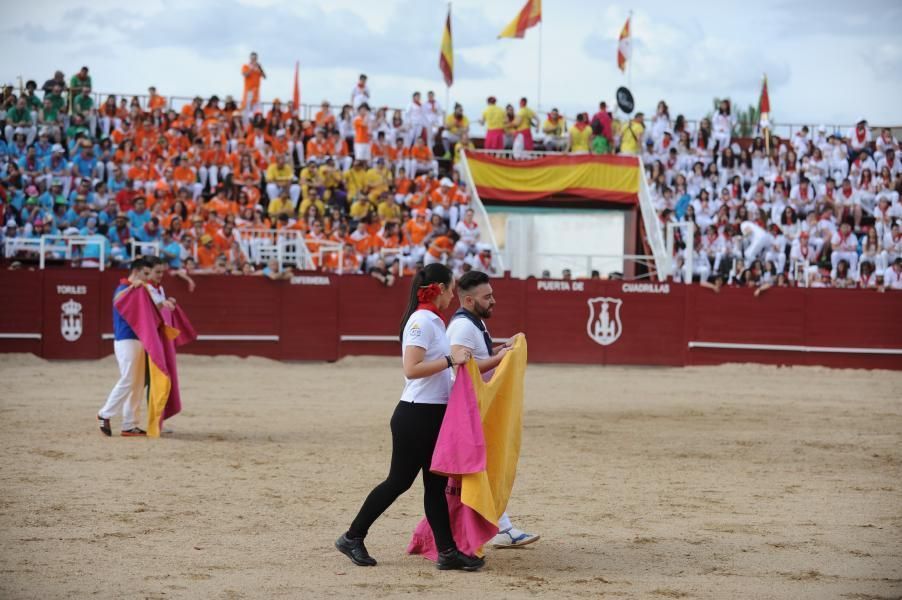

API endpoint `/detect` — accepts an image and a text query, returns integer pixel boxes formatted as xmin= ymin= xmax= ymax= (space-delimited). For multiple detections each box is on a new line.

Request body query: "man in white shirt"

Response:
xmin=831 ymin=221 xmax=859 ymax=274
xmin=423 ymin=91 xmax=443 ymax=149
xmin=350 ymin=74 xmax=370 ymax=110
xmin=883 ymin=258 xmax=902 ymax=290
xmin=454 ymin=207 xmax=480 ymax=253
xmin=405 ymin=91 xmax=429 ymax=148
xmin=447 ymin=271 xmax=539 ymax=549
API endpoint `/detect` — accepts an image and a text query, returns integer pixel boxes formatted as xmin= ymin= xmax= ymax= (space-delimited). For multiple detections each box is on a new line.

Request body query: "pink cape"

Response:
xmin=115 ymin=287 xmax=196 ymax=423
xmin=406 ymin=366 xmax=498 ymax=560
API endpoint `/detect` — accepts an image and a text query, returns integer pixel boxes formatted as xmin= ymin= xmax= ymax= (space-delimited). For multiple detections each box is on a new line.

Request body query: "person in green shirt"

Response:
xmin=590 ymin=120 xmax=610 ymax=154
xmin=39 ymin=98 xmax=63 ymax=142
xmin=44 ymin=84 xmax=66 ymax=113
xmin=69 ymin=66 xmax=92 ymax=95
xmin=23 ymin=80 xmax=43 ymax=112
xmin=72 ymin=90 xmax=97 ymax=138
xmin=4 ymin=98 xmax=36 ymax=145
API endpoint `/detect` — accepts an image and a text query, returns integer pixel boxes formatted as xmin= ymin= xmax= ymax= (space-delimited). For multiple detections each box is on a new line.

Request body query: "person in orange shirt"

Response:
xmin=181 ymin=96 xmax=203 ymax=119
xmin=349 ymin=220 xmax=373 ymax=261
xmin=328 ymin=131 xmax=352 ymax=171
xmin=206 ymin=192 xmax=233 ymax=220
xmin=407 ymin=137 xmax=437 ymax=178
xmin=171 ymin=157 xmax=200 ymax=199
xmin=424 ymin=231 xmax=456 ymax=266
xmin=403 ymin=208 xmax=432 ymax=259
xmin=241 ymin=52 xmax=265 ymax=113
xmin=430 ymin=177 xmax=462 ymax=227
xmin=353 ymin=103 xmax=372 ymax=163
xmin=305 ymin=219 xmax=326 ymax=267
xmin=196 ymin=234 xmax=218 ymax=268
xmin=306 ymin=129 xmax=328 ymax=164
xmin=314 ymin=100 xmax=336 ymax=132
xmin=147 ymin=86 xmax=167 ymax=112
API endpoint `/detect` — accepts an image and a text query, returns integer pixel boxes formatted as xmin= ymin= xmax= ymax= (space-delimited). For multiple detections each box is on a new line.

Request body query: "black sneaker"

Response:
xmin=97 ymin=414 xmax=111 ymax=437
xmin=335 ymin=534 xmax=377 ymax=566
xmin=437 ymin=548 xmax=485 ymax=571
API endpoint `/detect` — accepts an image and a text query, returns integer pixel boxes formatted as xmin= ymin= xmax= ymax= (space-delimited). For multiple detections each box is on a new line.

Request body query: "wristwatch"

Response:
xmin=445 ymin=355 xmax=454 ymax=368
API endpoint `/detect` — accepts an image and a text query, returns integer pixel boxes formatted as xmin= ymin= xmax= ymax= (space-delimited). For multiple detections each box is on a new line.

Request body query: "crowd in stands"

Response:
xmin=625 ymin=101 xmax=902 ymax=291
xmin=1 ymin=58 xmax=899 ymax=290
xmin=0 ymin=61 xmax=501 ymax=283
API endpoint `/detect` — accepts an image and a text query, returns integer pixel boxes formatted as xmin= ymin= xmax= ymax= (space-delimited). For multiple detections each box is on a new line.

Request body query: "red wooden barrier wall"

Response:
xmin=1 ymin=269 xmax=900 ymax=370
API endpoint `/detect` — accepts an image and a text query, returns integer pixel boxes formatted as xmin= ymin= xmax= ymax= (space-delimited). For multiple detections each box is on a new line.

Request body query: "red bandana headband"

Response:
xmin=416 ymin=283 xmax=444 ymax=320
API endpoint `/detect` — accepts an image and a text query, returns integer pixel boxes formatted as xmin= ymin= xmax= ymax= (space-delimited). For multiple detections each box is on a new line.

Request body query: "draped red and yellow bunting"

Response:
xmin=465 ymin=153 xmax=640 ymax=205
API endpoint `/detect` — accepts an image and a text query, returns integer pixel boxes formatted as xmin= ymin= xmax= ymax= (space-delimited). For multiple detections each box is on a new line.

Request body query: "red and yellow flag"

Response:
xmin=498 ymin=0 xmax=542 ymax=39
xmin=759 ymin=75 xmax=770 ymax=115
xmin=617 ymin=17 xmax=631 ymax=72
xmin=439 ymin=7 xmax=453 ymax=87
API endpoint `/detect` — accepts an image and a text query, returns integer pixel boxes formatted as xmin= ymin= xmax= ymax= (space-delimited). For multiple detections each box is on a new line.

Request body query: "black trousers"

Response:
xmin=348 ymin=401 xmax=454 ymax=552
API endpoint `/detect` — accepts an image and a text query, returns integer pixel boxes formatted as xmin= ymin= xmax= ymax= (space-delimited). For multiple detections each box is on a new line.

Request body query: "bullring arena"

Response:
xmin=3 ymin=1 xmax=902 ymax=598
xmin=1 ymin=353 xmax=900 ymax=599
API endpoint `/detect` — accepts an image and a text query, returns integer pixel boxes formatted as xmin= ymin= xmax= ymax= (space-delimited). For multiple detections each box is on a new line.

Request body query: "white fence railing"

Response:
xmin=4 ymin=235 xmax=107 ymax=270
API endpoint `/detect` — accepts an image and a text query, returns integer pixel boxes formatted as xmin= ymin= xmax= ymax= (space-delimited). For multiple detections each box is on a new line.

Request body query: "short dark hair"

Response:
xmin=129 ymin=258 xmax=149 ymax=272
xmin=457 ymin=270 xmax=489 ymax=292
xmin=144 ymin=256 xmax=163 ymax=267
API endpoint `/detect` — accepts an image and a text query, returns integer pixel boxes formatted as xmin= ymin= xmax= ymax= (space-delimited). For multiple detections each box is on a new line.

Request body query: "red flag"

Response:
xmin=292 ymin=61 xmax=301 ymax=117
xmin=759 ymin=75 xmax=770 ymax=114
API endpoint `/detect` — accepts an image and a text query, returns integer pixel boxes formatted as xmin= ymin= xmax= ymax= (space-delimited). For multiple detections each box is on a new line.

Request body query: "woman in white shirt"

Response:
xmin=337 ymin=264 xmax=483 ymax=571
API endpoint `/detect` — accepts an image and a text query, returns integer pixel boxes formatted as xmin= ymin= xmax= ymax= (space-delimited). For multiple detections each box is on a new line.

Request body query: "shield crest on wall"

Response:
xmin=586 ymin=297 xmax=623 ymax=346
xmin=61 ymin=299 xmax=83 ymax=342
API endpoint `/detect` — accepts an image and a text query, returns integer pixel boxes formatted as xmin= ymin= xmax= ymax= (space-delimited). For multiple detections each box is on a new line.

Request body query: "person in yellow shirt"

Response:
xmin=349 ymin=194 xmax=373 ymax=220
xmin=344 ymin=160 xmax=369 ymax=201
xmin=568 ymin=113 xmax=592 ymax=154
xmin=513 ymin=97 xmax=537 ymax=152
xmin=441 ymin=103 xmax=470 ymax=157
xmin=365 ymin=159 xmax=392 ymax=202
xmin=377 ymin=192 xmax=402 ymax=222
xmin=265 ymin=154 xmax=299 ymax=207
xmin=542 ymin=107 xmax=568 ymax=151
xmin=298 ymin=192 xmax=326 ymax=221
xmin=267 ymin=188 xmax=294 ymax=217
xmin=618 ymin=112 xmax=645 ymax=156
xmin=479 ymin=96 xmax=506 ymax=150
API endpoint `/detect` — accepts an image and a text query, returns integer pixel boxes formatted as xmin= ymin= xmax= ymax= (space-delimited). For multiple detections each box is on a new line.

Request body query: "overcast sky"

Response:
xmin=2 ymin=0 xmax=900 ymax=127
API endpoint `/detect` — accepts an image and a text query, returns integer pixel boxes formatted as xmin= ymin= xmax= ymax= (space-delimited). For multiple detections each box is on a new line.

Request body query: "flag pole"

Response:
xmin=627 ymin=10 xmax=633 ymax=92
xmin=446 ymin=1 xmax=452 ymax=142
xmin=537 ymin=18 xmax=543 ymax=113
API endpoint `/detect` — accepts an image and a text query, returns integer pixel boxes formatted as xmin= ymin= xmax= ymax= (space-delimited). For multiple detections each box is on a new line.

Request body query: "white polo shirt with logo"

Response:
xmin=400 ymin=309 xmax=451 ymax=404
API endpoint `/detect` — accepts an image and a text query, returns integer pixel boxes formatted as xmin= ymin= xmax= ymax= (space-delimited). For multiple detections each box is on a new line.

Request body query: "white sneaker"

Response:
xmin=490 ymin=528 xmax=540 ymax=548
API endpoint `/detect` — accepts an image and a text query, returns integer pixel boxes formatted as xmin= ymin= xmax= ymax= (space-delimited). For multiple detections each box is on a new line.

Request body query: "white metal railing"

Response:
xmin=532 ymin=252 xmax=656 ymax=280
xmin=2 ymin=235 xmax=109 ymax=271
xmin=316 ymin=241 xmax=345 ymax=274
xmin=666 ymin=222 xmax=696 ymax=282
xmin=237 ymin=229 xmax=314 ymax=270
xmin=130 ymin=239 xmax=160 ymax=259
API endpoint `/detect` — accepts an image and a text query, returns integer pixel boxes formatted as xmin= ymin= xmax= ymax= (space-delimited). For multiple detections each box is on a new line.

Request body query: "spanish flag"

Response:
xmin=498 ymin=0 xmax=542 ymax=39
xmin=115 ymin=286 xmax=196 ymax=437
xmin=617 ymin=16 xmax=631 ymax=72
xmin=439 ymin=7 xmax=453 ymax=87
xmin=408 ymin=336 xmax=527 ymax=559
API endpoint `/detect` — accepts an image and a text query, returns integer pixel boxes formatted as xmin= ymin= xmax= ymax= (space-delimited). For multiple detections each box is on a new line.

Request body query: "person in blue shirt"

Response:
xmin=134 ymin=216 xmax=162 ymax=244
xmin=127 ymin=196 xmax=151 ymax=230
xmin=159 ymin=230 xmax=183 ymax=269
xmin=81 ymin=225 xmax=113 ymax=265
xmin=96 ymin=257 xmax=151 ymax=437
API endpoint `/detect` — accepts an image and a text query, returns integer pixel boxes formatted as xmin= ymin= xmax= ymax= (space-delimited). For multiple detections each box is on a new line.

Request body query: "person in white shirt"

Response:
xmin=145 ymin=256 xmax=177 ymax=309
xmin=711 ymin=100 xmax=735 ymax=152
xmin=454 ymin=208 xmax=480 ymax=254
xmin=466 ymin=244 xmax=500 ymax=276
xmin=830 ymin=221 xmax=859 ymax=274
xmin=883 ymin=258 xmax=902 ymax=290
xmin=423 ymin=91 xmax=443 ymax=149
xmin=337 ymin=264 xmax=484 ymax=571
xmin=847 ymin=119 xmax=872 ymax=158
xmin=447 ymin=271 xmax=538 ymax=549
xmin=740 ymin=220 xmax=770 ymax=264
xmin=405 ymin=91 xmax=430 ymax=148
xmin=350 ymin=73 xmax=370 ymax=110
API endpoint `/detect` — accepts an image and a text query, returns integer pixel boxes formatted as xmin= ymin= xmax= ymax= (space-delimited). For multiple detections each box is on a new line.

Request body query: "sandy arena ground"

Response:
xmin=1 ymin=353 xmax=901 ymax=600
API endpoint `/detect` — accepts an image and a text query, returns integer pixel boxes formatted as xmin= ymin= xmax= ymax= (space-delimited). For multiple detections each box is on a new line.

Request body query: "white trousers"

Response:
xmin=498 ymin=512 xmax=513 ymax=532
xmin=99 ymin=339 xmax=145 ymax=430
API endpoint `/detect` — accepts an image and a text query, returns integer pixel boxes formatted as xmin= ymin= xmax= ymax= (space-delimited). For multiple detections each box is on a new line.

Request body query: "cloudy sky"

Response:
xmin=2 ymin=0 xmax=900 ymax=127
